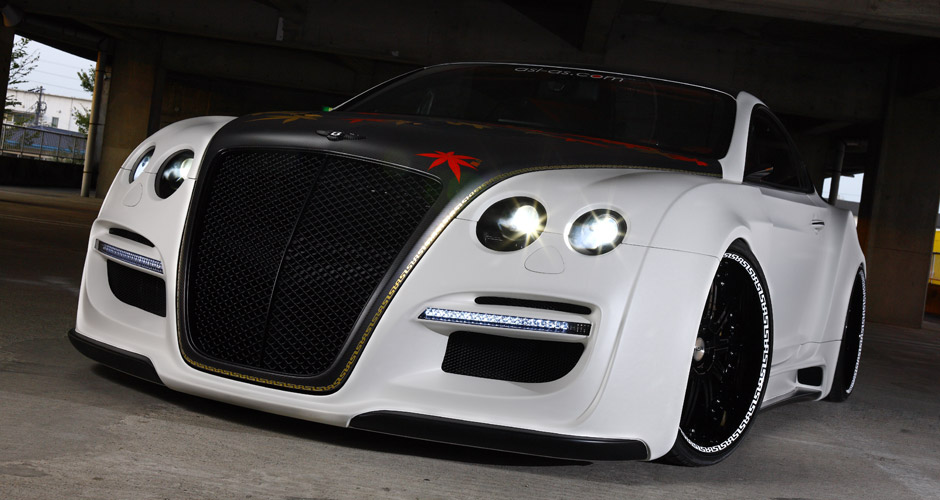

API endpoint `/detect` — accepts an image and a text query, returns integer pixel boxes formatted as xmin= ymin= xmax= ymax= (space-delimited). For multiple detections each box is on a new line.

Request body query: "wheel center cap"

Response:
xmin=693 ymin=337 xmax=706 ymax=362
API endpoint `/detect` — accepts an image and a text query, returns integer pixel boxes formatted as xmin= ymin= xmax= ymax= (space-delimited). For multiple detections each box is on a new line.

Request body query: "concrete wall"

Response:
xmin=864 ymin=93 xmax=940 ymax=326
xmin=0 ymin=155 xmax=83 ymax=188
xmin=94 ymin=41 xmax=157 ymax=196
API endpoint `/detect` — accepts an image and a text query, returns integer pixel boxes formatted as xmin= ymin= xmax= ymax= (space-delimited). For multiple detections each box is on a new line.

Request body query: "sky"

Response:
xmin=10 ymin=35 xmax=94 ymax=99
xmin=821 ymin=174 xmax=864 ymax=204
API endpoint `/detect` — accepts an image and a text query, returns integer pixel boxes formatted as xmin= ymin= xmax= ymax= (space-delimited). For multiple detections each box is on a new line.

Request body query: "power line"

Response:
xmin=36 ymin=59 xmax=94 ymax=69
xmin=9 ymin=81 xmax=91 ymax=96
xmin=32 ymin=68 xmax=85 ymax=79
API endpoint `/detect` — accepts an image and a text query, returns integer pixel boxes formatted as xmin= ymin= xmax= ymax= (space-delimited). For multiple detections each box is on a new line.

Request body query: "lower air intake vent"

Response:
xmin=107 ymin=260 xmax=166 ymax=317
xmin=442 ymin=331 xmax=584 ymax=383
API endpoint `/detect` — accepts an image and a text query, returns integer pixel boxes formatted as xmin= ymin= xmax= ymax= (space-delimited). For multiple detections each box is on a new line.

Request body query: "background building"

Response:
xmin=4 ymin=87 xmax=90 ymax=131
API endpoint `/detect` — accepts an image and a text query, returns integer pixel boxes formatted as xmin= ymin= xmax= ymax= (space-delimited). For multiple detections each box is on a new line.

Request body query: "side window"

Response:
xmin=744 ymin=108 xmax=811 ymax=192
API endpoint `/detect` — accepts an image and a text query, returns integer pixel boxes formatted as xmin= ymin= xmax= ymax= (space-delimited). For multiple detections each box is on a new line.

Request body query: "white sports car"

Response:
xmin=70 ymin=62 xmax=866 ymax=466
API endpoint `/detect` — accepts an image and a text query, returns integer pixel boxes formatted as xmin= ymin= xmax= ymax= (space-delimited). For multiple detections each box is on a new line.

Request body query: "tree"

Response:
xmin=6 ymin=37 xmax=39 ymax=109
xmin=71 ymin=65 xmax=95 ymax=134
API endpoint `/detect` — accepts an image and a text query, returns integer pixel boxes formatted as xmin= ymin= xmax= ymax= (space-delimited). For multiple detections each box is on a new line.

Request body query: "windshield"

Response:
xmin=340 ymin=64 xmax=737 ymax=160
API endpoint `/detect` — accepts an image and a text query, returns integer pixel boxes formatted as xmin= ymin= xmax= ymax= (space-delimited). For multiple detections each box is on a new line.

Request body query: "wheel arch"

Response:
xmin=659 ymin=236 xmax=775 ymax=465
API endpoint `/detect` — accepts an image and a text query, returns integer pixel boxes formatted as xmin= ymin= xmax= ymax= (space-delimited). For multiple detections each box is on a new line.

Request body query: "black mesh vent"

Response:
xmin=185 ymin=150 xmax=441 ymax=378
xmin=442 ymin=332 xmax=584 ymax=383
xmin=107 ymin=260 xmax=166 ymax=317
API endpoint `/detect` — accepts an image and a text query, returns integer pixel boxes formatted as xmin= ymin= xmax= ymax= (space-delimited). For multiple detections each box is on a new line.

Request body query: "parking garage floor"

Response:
xmin=1 ymin=186 xmax=938 ymax=500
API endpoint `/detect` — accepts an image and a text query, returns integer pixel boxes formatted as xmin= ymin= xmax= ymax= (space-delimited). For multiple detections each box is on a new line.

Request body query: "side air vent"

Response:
xmin=797 ymin=366 xmax=823 ymax=386
xmin=109 ymin=228 xmax=155 ymax=247
xmin=474 ymin=296 xmax=591 ymax=315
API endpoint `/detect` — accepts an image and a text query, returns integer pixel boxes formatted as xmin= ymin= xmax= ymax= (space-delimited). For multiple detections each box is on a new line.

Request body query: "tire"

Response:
xmin=827 ymin=267 xmax=866 ymax=402
xmin=661 ymin=242 xmax=773 ymax=466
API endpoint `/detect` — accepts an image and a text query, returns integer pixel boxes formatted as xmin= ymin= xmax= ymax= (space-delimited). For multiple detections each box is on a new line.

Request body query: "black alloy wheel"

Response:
xmin=662 ymin=242 xmax=772 ymax=466
xmin=827 ymin=267 xmax=866 ymax=402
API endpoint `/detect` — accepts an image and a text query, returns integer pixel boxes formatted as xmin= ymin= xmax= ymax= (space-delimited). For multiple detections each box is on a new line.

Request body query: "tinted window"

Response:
xmin=341 ymin=64 xmax=737 ymax=160
xmin=744 ymin=108 xmax=811 ymax=192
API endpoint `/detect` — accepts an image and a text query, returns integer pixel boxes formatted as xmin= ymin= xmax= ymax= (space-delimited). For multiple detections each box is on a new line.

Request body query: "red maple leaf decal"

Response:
xmin=417 ymin=151 xmax=480 ymax=182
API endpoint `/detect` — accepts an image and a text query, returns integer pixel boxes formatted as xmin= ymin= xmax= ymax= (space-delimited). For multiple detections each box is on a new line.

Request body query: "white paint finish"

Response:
xmin=74 ymin=97 xmax=865 ymax=460
xmin=720 ymin=91 xmax=763 ymax=184
xmin=121 ymin=183 xmax=142 ymax=207
xmin=523 ymin=246 xmax=566 ymax=274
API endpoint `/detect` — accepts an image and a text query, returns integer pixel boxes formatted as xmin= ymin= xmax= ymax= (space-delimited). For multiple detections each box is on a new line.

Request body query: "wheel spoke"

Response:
xmin=678 ymin=250 xmax=768 ymax=454
xmin=707 ymin=362 xmax=726 ymax=385
xmin=681 ymin=373 xmax=701 ymax=427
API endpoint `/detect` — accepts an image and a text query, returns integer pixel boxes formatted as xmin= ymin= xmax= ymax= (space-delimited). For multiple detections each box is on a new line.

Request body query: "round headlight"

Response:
xmin=154 ymin=150 xmax=194 ymax=198
xmin=476 ymin=197 xmax=547 ymax=251
xmin=128 ymin=148 xmax=154 ymax=183
xmin=568 ymin=210 xmax=627 ymax=255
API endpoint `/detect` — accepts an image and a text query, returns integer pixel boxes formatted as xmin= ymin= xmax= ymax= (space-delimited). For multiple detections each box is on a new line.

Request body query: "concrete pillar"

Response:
xmin=81 ymin=52 xmax=109 ymax=197
xmin=0 ymin=26 xmax=14 ymax=113
xmin=863 ymin=93 xmax=940 ymax=327
xmin=95 ymin=40 xmax=158 ymax=197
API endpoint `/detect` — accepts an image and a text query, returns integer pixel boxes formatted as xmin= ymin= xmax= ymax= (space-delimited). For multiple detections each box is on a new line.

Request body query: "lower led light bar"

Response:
xmin=420 ymin=307 xmax=590 ymax=335
xmin=96 ymin=240 xmax=164 ymax=274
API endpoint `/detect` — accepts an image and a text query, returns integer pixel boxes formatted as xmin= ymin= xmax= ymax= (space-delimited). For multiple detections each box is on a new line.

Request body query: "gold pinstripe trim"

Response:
xmin=178 ymin=163 xmax=720 ymax=392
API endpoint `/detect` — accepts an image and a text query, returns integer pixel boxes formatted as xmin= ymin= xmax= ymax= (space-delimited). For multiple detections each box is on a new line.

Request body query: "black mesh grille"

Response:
xmin=442 ymin=332 xmax=584 ymax=383
xmin=107 ymin=260 xmax=166 ymax=317
xmin=185 ymin=150 xmax=441 ymax=378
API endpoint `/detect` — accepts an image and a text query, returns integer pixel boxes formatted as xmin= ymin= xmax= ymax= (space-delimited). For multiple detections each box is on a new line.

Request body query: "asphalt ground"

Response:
xmin=1 ymin=186 xmax=938 ymax=499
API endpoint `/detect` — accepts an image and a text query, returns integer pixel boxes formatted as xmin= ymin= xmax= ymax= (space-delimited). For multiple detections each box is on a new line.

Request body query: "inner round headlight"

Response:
xmin=154 ymin=150 xmax=194 ymax=199
xmin=128 ymin=148 xmax=153 ymax=183
xmin=568 ymin=210 xmax=627 ymax=255
xmin=476 ymin=197 xmax=547 ymax=251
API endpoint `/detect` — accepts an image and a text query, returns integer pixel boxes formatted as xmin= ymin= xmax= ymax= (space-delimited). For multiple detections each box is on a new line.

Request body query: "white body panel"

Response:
xmin=74 ymin=94 xmax=865 ymax=461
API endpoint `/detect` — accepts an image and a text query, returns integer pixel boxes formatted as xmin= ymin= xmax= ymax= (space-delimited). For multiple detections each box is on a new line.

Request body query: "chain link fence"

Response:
xmin=0 ymin=123 xmax=86 ymax=163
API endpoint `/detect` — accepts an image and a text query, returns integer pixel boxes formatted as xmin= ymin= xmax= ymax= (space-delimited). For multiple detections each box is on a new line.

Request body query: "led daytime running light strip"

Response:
xmin=420 ymin=307 xmax=590 ymax=335
xmin=97 ymin=240 xmax=164 ymax=274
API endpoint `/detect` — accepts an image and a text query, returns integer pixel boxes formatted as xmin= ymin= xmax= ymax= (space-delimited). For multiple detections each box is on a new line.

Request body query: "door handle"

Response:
xmin=811 ymin=219 xmax=825 ymax=233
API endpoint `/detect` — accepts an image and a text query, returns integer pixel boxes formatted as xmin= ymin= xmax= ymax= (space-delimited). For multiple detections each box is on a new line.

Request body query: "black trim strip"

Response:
xmin=759 ymin=388 xmax=820 ymax=412
xmin=109 ymin=228 xmax=155 ymax=247
xmin=475 ymin=296 xmax=592 ymax=315
xmin=68 ymin=329 xmax=164 ymax=386
xmin=350 ymin=411 xmax=649 ymax=461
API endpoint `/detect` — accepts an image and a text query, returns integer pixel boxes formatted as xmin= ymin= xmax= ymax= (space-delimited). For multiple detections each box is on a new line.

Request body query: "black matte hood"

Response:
xmin=202 ymin=110 xmax=721 ymax=197
xmin=179 ymin=110 xmax=724 ymax=394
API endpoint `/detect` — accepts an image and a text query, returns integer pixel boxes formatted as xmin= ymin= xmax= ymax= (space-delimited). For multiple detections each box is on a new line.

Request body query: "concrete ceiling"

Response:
xmin=653 ymin=0 xmax=940 ymax=38
xmin=9 ymin=0 xmax=938 ymax=64
xmin=6 ymin=0 xmax=938 ymax=122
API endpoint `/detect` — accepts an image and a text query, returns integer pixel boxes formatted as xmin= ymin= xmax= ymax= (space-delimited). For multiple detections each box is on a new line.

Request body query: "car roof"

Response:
xmin=424 ymin=61 xmax=738 ymax=101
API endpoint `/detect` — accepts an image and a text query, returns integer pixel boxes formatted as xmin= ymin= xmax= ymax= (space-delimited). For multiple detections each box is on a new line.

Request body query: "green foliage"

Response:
xmin=6 ymin=37 xmax=39 ymax=109
xmin=72 ymin=65 xmax=95 ymax=133
xmin=77 ymin=65 xmax=94 ymax=93
xmin=72 ymin=104 xmax=90 ymax=134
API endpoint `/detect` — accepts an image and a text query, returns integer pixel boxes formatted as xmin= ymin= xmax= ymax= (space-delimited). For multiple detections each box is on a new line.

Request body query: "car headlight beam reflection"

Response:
xmin=500 ymin=204 xmax=541 ymax=237
xmin=476 ymin=197 xmax=547 ymax=251
xmin=568 ymin=210 xmax=627 ymax=255
xmin=154 ymin=150 xmax=195 ymax=199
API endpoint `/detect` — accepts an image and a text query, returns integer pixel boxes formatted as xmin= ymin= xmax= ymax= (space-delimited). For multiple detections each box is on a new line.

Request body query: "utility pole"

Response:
xmin=29 ymin=85 xmax=46 ymax=126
